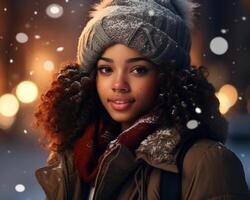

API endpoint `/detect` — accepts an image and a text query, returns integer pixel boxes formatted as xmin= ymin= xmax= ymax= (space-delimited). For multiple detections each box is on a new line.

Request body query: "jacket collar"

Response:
xmin=106 ymin=113 xmax=182 ymax=173
xmin=136 ymin=127 xmax=181 ymax=173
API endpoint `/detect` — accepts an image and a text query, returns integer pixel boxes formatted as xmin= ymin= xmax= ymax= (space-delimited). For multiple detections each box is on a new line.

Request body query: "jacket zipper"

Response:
xmin=93 ymin=144 xmax=121 ymax=199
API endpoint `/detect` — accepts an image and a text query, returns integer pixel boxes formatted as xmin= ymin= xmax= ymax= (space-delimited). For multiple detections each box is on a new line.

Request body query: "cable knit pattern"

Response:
xmin=77 ymin=0 xmax=196 ymax=72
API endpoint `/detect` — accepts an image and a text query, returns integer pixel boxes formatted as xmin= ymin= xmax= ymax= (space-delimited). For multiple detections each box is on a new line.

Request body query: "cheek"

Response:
xmin=96 ymin=78 xmax=106 ymax=99
xmin=135 ymin=79 xmax=159 ymax=99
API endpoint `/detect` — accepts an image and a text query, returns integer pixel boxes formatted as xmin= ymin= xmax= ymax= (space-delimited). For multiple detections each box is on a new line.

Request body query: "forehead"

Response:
xmin=100 ymin=43 xmax=143 ymax=59
xmin=97 ymin=43 xmax=158 ymax=67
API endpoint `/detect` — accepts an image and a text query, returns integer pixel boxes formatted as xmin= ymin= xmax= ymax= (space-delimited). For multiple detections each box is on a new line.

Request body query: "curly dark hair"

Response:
xmin=33 ymin=62 xmax=228 ymax=152
xmin=154 ymin=65 xmax=228 ymax=142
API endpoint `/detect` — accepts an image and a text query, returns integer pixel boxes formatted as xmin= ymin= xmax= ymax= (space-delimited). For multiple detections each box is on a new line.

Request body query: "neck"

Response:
xmin=121 ymin=122 xmax=133 ymax=131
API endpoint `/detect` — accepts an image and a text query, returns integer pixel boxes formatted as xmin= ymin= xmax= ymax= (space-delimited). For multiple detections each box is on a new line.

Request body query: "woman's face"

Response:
xmin=96 ymin=44 xmax=160 ymax=130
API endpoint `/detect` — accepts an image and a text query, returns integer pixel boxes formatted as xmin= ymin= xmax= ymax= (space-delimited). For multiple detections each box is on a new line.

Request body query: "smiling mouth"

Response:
xmin=108 ymin=98 xmax=135 ymax=111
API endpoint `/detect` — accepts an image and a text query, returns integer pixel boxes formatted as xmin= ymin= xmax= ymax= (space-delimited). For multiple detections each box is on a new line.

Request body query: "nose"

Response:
xmin=112 ymin=73 xmax=130 ymax=93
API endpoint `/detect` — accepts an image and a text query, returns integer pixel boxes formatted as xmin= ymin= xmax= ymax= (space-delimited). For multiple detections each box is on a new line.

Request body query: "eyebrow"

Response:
xmin=99 ymin=56 xmax=154 ymax=64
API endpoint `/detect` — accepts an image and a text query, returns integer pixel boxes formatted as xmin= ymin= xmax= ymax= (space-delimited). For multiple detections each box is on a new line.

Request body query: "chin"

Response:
xmin=109 ymin=113 xmax=135 ymax=124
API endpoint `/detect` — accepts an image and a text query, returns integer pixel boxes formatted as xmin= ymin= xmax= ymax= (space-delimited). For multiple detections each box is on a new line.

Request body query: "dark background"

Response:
xmin=0 ymin=0 xmax=250 ymax=199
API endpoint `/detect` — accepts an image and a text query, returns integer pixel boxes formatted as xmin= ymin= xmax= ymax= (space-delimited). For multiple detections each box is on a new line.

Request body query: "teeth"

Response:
xmin=114 ymin=101 xmax=128 ymax=104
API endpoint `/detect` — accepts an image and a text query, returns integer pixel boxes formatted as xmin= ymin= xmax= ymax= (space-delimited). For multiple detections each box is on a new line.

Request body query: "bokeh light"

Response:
xmin=56 ymin=47 xmax=64 ymax=52
xmin=195 ymin=107 xmax=202 ymax=114
xmin=43 ymin=60 xmax=55 ymax=71
xmin=221 ymin=29 xmax=229 ymax=34
xmin=16 ymin=32 xmax=29 ymax=43
xmin=148 ymin=9 xmax=155 ymax=16
xmin=0 ymin=114 xmax=16 ymax=130
xmin=15 ymin=184 xmax=25 ymax=192
xmin=46 ymin=4 xmax=64 ymax=18
xmin=34 ymin=35 xmax=41 ymax=39
xmin=16 ymin=81 xmax=38 ymax=103
xmin=242 ymin=16 xmax=247 ymax=21
xmin=210 ymin=37 xmax=229 ymax=55
xmin=216 ymin=92 xmax=230 ymax=114
xmin=0 ymin=94 xmax=20 ymax=117
xmin=220 ymin=84 xmax=238 ymax=107
xmin=186 ymin=120 xmax=199 ymax=129
xmin=206 ymin=62 xmax=230 ymax=90
xmin=216 ymin=84 xmax=238 ymax=114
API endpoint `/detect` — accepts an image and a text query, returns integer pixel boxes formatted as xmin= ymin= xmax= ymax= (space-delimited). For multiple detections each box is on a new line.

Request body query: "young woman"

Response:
xmin=34 ymin=0 xmax=250 ymax=199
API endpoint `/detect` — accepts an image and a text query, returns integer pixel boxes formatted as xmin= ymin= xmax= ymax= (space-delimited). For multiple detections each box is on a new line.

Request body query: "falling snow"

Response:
xmin=148 ymin=9 xmax=155 ymax=16
xmin=46 ymin=4 xmax=64 ymax=18
xmin=15 ymin=184 xmax=25 ymax=192
xmin=221 ymin=29 xmax=229 ymax=34
xmin=186 ymin=120 xmax=199 ymax=130
xmin=181 ymin=101 xmax=187 ymax=108
xmin=16 ymin=32 xmax=29 ymax=43
xmin=25 ymin=23 xmax=31 ymax=29
xmin=0 ymin=1 xmax=249 ymax=199
xmin=210 ymin=37 xmax=228 ymax=55
xmin=195 ymin=107 xmax=202 ymax=114
xmin=240 ymin=153 xmax=246 ymax=158
xmin=242 ymin=16 xmax=247 ymax=21
xmin=56 ymin=47 xmax=64 ymax=52
xmin=34 ymin=35 xmax=41 ymax=39
xmin=241 ymin=153 xmax=246 ymax=158
xmin=43 ymin=60 xmax=55 ymax=71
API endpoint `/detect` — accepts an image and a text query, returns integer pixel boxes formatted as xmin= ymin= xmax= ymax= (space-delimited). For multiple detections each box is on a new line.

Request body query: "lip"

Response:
xmin=108 ymin=97 xmax=135 ymax=111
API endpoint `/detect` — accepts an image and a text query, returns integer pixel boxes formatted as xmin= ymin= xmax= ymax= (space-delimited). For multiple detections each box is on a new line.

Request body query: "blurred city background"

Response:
xmin=0 ymin=0 xmax=250 ymax=199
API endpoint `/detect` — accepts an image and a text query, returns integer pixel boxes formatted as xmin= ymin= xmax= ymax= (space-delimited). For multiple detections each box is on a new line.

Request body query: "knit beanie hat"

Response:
xmin=77 ymin=0 xmax=197 ymax=72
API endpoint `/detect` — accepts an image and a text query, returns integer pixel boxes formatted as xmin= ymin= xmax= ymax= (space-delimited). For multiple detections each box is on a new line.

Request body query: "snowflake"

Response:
xmin=15 ymin=184 xmax=25 ymax=192
xmin=16 ymin=32 xmax=29 ymax=43
xmin=242 ymin=16 xmax=247 ymax=21
xmin=195 ymin=107 xmax=202 ymax=114
xmin=186 ymin=120 xmax=199 ymax=130
xmin=56 ymin=47 xmax=64 ymax=52
xmin=209 ymin=37 xmax=228 ymax=55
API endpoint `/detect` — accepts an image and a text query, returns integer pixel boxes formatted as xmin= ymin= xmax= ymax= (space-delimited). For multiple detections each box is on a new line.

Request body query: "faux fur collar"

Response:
xmin=136 ymin=127 xmax=181 ymax=165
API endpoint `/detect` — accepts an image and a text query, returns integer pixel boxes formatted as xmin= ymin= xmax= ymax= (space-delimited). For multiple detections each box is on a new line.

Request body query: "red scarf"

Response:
xmin=73 ymin=115 xmax=157 ymax=187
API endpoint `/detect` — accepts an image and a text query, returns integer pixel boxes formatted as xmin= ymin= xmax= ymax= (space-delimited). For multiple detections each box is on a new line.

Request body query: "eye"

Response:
xmin=131 ymin=66 xmax=149 ymax=75
xmin=97 ymin=66 xmax=112 ymax=75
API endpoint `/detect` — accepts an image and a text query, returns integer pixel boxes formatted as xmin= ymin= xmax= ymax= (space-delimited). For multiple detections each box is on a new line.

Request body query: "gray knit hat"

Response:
xmin=77 ymin=0 xmax=196 ymax=72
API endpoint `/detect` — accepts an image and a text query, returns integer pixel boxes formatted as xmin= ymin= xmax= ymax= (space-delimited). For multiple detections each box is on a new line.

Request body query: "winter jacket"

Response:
xmin=35 ymin=130 xmax=250 ymax=200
